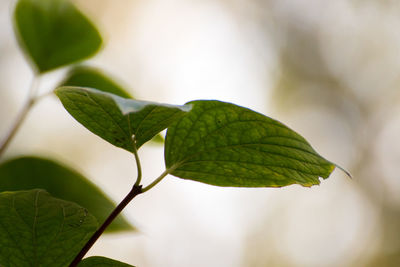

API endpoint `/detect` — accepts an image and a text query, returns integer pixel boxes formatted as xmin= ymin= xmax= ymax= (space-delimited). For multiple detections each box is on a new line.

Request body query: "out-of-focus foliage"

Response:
xmin=62 ymin=66 xmax=133 ymax=98
xmin=0 ymin=156 xmax=134 ymax=232
xmin=14 ymin=0 xmax=102 ymax=73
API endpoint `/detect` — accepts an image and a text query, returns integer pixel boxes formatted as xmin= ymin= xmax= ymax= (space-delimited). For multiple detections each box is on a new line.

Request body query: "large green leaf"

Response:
xmin=165 ymin=100 xmax=336 ymax=187
xmin=0 ymin=156 xmax=133 ymax=232
xmin=14 ymin=0 xmax=102 ymax=73
xmin=0 ymin=189 xmax=98 ymax=267
xmin=78 ymin=256 xmax=134 ymax=267
xmin=55 ymin=87 xmax=191 ymax=151
xmin=62 ymin=66 xmax=132 ymax=98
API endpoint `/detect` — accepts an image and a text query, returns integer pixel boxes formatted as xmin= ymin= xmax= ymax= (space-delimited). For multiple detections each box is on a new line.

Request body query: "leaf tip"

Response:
xmin=334 ymin=164 xmax=352 ymax=179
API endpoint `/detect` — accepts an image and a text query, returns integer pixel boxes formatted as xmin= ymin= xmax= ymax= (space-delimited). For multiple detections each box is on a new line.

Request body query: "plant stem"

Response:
xmin=69 ymin=184 xmax=143 ymax=267
xmin=0 ymin=76 xmax=40 ymax=159
xmin=141 ymin=167 xmax=174 ymax=193
xmin=70 ymin=163 xmax=174 ymax=265
xmin=133 ymin=142 xmax=142 ymax=186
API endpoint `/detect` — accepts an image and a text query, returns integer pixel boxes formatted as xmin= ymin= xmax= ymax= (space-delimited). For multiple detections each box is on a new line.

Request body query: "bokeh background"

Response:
xmin=1 ymin=0 xmax=399 ymax=266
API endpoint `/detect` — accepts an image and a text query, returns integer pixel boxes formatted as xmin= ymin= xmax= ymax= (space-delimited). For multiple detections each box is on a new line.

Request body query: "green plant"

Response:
xmin=0 ymin=0 xmax=346 ymax=266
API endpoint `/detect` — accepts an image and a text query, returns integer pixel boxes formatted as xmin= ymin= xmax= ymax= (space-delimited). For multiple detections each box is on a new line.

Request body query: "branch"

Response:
xmin=0 ymin=76 xmax=40 ymax=158
xmin=69 ymin=185 xmax=143 ymax=267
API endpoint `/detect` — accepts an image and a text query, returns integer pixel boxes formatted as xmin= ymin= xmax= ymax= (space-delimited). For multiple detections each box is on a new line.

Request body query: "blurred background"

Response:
xmin=1 ymin=0 xmax=399 ymax=266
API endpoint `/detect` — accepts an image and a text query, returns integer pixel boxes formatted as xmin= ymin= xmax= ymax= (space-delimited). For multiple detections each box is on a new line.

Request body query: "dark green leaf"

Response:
xmin=62 ymin=66 xmax=132 ymax=98
xmin=0 ymin=189 xmax=98 ymax=267
xmin=55 ymin=86 xmax=191 ymax=150
xmin=0 ymin=156 xmax=133 ymax=232
xmin=78 ymin=256 xmax=134 ymax=267
xmin=165 ymin=100 xmax=336 ymax=187
xmin=60 ymin=66 xmax=164 ymax=144
xmin=14 ymin=0 xmax=102 ymax=73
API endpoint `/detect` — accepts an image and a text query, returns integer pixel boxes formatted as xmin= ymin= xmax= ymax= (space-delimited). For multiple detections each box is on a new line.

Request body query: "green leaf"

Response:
xmin=60 ymin=66 xmax=165 ymax=144
xmin=165 ymin=100 xmax=336 ymax=187
xmin=55 ymin=86 xmax=191 ymax=151
xmin=62 ymin=66 xmax=132 ymax=98
xmin=78 ymin=256 xmax=135 ymax=267
xmin=0 ymin=156 xmax=133 ymax=233
xmin=14 ymin=0 xmax=102 ymax=73
xmin=0 ymin=189 xmax=98 ymax=267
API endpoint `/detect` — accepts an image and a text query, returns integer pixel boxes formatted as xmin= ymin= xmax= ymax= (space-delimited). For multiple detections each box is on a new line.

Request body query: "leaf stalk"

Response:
xmin=133 ymin=141 xmax=142 ymax=186
xmin=141 ymin=166 xmax=175 ymax=193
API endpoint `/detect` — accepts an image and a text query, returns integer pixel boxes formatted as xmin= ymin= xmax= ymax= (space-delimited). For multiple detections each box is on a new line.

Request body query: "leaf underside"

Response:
xmin=78 ymin=256 xmax=135 ymax=267
xmin=55 ymin=87 xmax=191 ymax=151
xmin=0 ymin=156 xmax=133 ymax=233
xmin=14 ymin=0 xmax=102 ymax=73
xmin=0 ymin=189 xmax=98 ymax=267
xmin=165 ymin=100 xmax=335 ymax=187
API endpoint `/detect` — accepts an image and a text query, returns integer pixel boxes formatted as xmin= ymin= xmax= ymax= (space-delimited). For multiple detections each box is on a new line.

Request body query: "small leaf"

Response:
xmin=62 ymin=66 xmax=132 ymax=98
xmin=61 ymin=66 xmax=164 ymax=144
xmin=55 ymin=87 xmax=191 ymax=150
xmin=78 ymin=256 xmax=135 ymax=267
xmin=14 ymin=0 xmax=102 ymax=73
xmin=0 ymin=156 xmax=133 ymax=232
xmin=0 ymin=189 xmax=98 ymax=267
xmin=165 ymin=100 xmax=336 ymax=187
